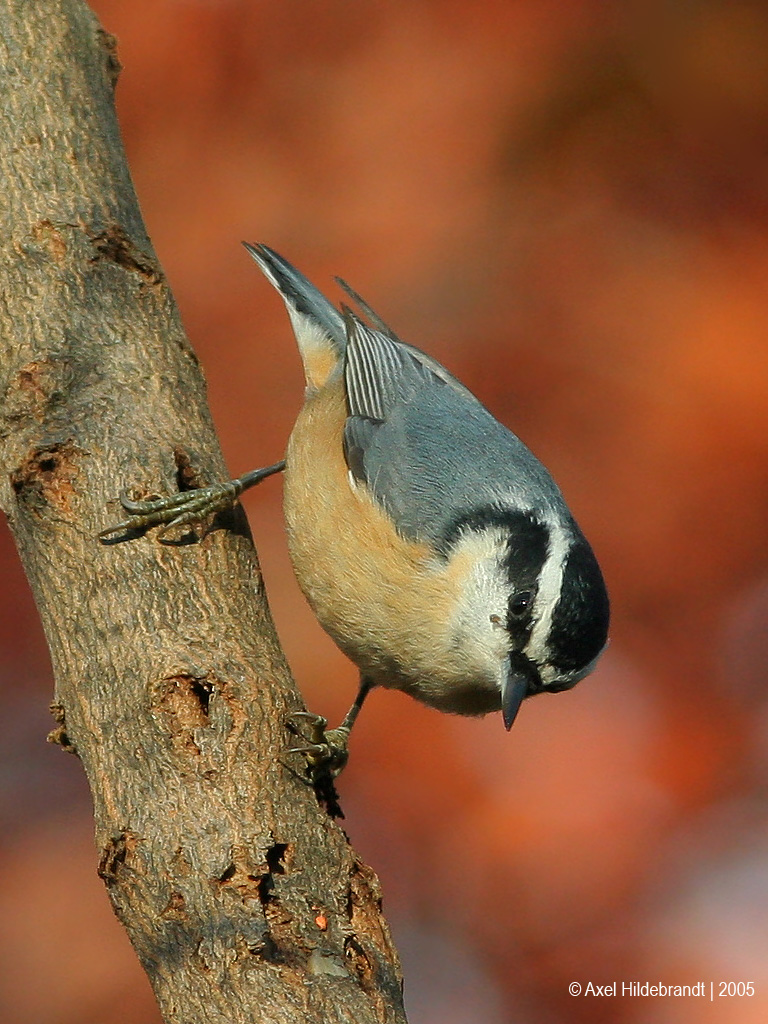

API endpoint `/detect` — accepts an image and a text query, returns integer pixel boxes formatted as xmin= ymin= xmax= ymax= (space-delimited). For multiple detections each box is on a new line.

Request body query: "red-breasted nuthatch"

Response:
xmin=102 ymin=244 xmax=610 ymax=775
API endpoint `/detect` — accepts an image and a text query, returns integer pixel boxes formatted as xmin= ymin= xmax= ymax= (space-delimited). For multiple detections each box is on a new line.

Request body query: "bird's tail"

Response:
xmin=244 ymin=242 xmax=346 ymax=390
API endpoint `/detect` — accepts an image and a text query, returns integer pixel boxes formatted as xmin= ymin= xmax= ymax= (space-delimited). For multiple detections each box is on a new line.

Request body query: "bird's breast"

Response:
xmin=282 ymin=378 xmax=501 ymax=716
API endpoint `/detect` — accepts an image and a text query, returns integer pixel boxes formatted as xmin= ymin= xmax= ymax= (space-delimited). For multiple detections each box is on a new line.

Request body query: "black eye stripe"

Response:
xmin=509 ymin=591 xmax=532 ymax=617
xmin=506 ymin=588 xmax=537 ymax=645
xmin=439 ymin=507 xmax=548 ymax=561
xmin=502 ymin=514 xmax=547 ymax=645
xmin=502 ymin=516 xmax=549 ymax=584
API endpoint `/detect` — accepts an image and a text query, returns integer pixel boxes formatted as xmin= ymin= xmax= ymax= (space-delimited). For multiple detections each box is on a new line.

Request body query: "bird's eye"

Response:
xmin=509 ymin=591 xmax=532 ymax=617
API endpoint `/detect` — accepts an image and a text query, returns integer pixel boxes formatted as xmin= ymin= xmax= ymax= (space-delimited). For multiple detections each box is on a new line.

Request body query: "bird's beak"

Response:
xmin=502 ymin=652 xmax=541 ymax=730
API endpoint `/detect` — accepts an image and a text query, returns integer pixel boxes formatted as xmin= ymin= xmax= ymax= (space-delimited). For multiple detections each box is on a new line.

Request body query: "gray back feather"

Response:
xmin=342 ymin=314 xmax=572 ymax=548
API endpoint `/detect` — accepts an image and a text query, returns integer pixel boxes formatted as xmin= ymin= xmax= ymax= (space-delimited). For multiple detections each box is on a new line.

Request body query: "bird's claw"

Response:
xmin=98 ymin=481 xmax=241 ymax=542
xmin=285 ymin=711 xmax=350 ymax=779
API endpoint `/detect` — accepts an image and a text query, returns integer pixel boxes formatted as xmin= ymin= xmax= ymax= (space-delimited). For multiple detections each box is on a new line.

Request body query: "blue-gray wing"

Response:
xmin=342 ymin=315 xmax=570 ymax=548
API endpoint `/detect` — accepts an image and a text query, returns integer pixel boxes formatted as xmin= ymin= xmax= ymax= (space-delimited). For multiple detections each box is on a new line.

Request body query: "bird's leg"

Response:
xmin=98 ymin=460 xmax=286 ymax=542
xmin=286 ymin=677 xmax=373 ymax=780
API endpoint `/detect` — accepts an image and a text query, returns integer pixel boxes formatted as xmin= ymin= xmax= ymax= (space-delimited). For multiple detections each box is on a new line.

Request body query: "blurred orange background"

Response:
xmin=2 ymin=1 xmax=768 ymax=1022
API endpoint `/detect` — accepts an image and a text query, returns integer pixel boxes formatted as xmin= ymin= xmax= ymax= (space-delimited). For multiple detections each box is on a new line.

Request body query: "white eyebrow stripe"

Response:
xmin=524 ymin=521 xmax=570 ymax=664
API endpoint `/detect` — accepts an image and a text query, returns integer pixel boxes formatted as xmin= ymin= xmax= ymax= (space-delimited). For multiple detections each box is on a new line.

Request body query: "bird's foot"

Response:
xmin=99 ymin=461 xmax=285 ymax=543
xmin=285 ymin=711 xmax=351 ymax=780
xmin=98 ymin=481 xmax=242 ymax=542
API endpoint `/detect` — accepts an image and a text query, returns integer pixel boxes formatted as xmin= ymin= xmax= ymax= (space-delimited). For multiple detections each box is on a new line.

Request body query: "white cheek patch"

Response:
xmin=525 ymin=521 xmax=570 ymax=665
xmin=447 ymin=530 xmax=510 ymax=674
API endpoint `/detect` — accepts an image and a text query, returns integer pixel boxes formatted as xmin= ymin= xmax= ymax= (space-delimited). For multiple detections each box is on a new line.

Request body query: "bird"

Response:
xmin=101 ymin=243 xmax=610 ymax=777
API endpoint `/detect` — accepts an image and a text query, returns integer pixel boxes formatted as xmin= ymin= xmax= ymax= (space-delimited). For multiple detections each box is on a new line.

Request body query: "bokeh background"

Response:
xmin=2 ymin=1 xmax=768 ymax=1021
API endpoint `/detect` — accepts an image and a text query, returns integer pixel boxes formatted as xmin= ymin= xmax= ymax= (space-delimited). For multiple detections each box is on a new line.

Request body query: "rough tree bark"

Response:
xmin=0 ymin=2 xmax=406 ymax=1021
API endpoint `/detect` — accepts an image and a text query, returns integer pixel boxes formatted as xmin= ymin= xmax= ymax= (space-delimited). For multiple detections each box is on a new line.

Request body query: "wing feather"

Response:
xmin=344 ymin=312 xmax=407 ymax=422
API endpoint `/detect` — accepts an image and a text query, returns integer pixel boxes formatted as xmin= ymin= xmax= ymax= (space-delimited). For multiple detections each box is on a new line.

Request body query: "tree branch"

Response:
xmin=0 ymin=2 xmax=406 ymax=1021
